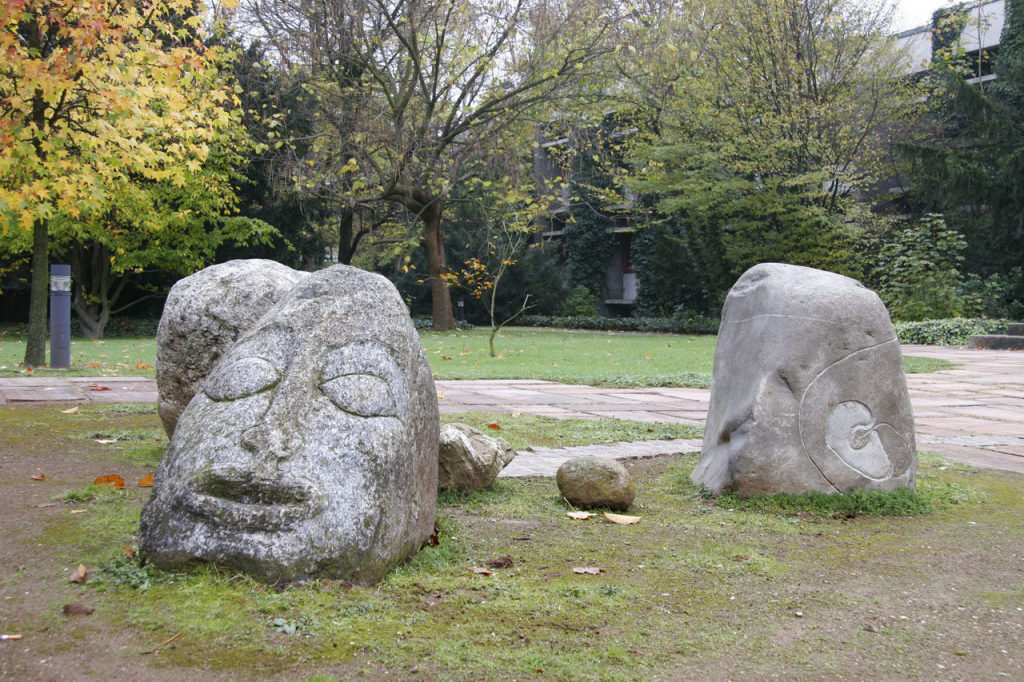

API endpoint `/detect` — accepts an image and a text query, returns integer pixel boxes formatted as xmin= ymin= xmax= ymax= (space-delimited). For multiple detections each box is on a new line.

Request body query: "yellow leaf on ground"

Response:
xmin=60 ymin=406 xmax=79 ymax=414
xmin=69 ymin=564 xmax=88 ymax=583
xmin=138 ymin=475 xmax=154 ymax=487
xmin=603 ymin=512 xmax=641 ymax=525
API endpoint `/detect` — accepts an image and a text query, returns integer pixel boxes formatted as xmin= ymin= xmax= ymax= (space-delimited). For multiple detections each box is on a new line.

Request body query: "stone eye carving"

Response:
xmin=320 ymin=373 xmax=397 ymax=418
xmin=204 ymin=357 xmax=281 ymax=401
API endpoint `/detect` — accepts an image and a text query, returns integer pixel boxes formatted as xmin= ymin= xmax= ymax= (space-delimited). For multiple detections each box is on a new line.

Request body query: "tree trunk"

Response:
xmin=24 ymin=219 xmax=49 ymax=367
xmin=421 ymin=201 xmax=455 ymax=330
xmin=338 ymin=208 xmax=357 ymax=264
xmin=69 ymin=242 xmax=122 ymax=339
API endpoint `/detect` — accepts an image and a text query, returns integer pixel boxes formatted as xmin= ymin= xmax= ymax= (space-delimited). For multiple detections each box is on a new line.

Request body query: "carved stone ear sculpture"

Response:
xmin=691 ymin=263 xmax=916 ymax=497
xmin=141 ymin=263 xmax=439 ymax=584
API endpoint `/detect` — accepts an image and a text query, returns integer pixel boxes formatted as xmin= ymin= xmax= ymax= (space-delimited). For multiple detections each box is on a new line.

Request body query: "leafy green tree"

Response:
xmin=238 ymin=0 xmax=620 ymax=330
xmin=623 ymin=0 xmax=905 ymax=305
xmin=874 ymin=214 xmax=976 ymax=320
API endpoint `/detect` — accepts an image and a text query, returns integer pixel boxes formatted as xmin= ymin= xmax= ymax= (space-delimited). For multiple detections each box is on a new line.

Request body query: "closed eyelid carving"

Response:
xmin=321 ymin=373 xmax=397 ymax=417
xmin=320 ymin=342 xmax=403 ymax=417
xmin=205 ymin=357 xmax=281 ymax=401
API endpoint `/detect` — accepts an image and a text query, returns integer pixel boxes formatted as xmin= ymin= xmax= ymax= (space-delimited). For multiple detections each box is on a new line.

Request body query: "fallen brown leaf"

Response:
xmin=486 ymin=422 xmax=502 ymax=430
xmin=469 ymin=567 xmax=494 ymax=575
xmin=62 ymin=603 xmax=94 ymax=617
xmin=94 ymin=474 xmax=125 ymax=489
xmin=572 ymin=567 xmax=606 ymax=575
xmin=732 ymin=554 xmax=750 ymax=562
xmin=566 ymin=511 xmax=596 ymax=520
xmin=485 ymin=555 xmax=515 ymax=569
xmin=603 ymin=512 xmax=641 ymax=525
xmin=69 ymin=564 xmax=87 ymax=584
xmin=30 ymin=467 xmax=46 ymax=481
xmin=138 ymin=474 xmax=154 ymax=487
xmin=34 ymin=502 xmax=59 ymax=508
xmin=60 ymin=406 xmax=79 ymax=414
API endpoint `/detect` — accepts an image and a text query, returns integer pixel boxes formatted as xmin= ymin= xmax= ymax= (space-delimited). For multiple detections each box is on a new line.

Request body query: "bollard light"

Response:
xmin=49 ymin=264 xmax=71 ymax=369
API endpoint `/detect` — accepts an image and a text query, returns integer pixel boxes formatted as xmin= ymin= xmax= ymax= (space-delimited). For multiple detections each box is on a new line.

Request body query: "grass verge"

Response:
xmin=441 ymin=412 xmax=703 ymax=449
xmin=2 ymin=328 xmax=951 ymax=384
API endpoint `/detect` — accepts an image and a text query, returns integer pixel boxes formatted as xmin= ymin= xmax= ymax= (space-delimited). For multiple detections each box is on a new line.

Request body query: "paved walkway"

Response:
xmin=1 ymin=344 xmax=1021 ymax=476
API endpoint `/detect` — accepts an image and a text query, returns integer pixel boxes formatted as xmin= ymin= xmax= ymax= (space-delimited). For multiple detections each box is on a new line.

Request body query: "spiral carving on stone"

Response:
xmin=799 ymin=341 xmax=915 ymax=491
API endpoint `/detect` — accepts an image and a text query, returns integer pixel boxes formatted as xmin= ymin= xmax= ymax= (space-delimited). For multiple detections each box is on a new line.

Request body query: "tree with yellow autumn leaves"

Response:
xmin=1 ymin=0 xmax=272 ymax=364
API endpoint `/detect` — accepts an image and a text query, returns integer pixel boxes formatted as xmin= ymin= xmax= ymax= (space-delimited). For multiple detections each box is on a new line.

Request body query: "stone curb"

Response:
xmin=499 ymin=438 xmax=703 ymax=478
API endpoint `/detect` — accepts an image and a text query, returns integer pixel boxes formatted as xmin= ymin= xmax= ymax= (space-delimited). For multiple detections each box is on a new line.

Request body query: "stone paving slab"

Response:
xmin=500 ymin=438 xmax=703 ymax=477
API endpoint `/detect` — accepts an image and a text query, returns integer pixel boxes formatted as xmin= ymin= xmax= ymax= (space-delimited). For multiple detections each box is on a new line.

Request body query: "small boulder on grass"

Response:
xmin=438 ymin=423 xmax=516 ymax=491
xmin=556 ymin=456 xmax=635 ymax=511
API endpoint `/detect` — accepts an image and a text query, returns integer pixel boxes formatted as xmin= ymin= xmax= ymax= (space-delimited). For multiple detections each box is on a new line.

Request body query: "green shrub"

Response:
xmin=559 ymin=285 xmax=600 ymax=316
xmin=894 ymin=317 xmax=1010 ymax=345
xmin=517 ymin=314 xmax=720 ymax=335
xmin=874 ymin=214 xmax=975 ymax=321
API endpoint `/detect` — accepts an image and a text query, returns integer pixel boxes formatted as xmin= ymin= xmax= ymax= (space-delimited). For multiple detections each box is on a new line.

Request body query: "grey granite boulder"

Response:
xmin=691 ymin=263 xmax=916 ymax=497
xmin=556 ymin=456 xmax=635 ymax=511
xmin=438 ymin=423 xmax=516 ymax=491
xmin=156 ymin=259 xmax=307 ymax=437
xmin=140 ymin=263 xmax=438 ymax=584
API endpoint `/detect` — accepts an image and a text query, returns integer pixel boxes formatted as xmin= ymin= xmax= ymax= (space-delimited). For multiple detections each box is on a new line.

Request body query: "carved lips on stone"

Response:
xmin=179 ymin=468 xmax=326 ymax=532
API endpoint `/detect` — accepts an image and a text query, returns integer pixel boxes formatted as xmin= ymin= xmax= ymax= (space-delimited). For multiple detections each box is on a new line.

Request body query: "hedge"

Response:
xmin=894 ymin=318 xmax=1010 ymax=345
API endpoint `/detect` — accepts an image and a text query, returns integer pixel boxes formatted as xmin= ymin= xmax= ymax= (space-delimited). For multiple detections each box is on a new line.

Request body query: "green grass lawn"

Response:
xmin=0 ymin=327 xmax=953 ymax=383
xmin=443 ymin=412 xmax=703 ymax=449
xmin=0 ymin=335 xmax=157 ymax=377
xmin=423 ymin=328 xmax=717 ymax=387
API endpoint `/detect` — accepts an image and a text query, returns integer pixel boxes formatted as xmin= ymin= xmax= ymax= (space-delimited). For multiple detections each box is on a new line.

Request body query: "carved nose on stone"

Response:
xmin=240 ymin=422 xmax=294 ymax=461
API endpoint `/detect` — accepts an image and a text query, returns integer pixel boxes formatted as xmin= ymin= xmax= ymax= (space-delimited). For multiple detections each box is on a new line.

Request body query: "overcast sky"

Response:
xmin=894 ymin=0 xmax=955 ymax=31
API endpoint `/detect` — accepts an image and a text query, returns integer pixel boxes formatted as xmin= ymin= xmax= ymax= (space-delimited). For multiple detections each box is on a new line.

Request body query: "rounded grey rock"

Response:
xmin=438 ymin=423 xmax=516 ymax=491
xmin=556 ymin=456 xmax=635 ymax=511
xmin=691 ymin=263 xmax=916 ymax=497
xmin=141 ymin=263 xmax=438 ymax=584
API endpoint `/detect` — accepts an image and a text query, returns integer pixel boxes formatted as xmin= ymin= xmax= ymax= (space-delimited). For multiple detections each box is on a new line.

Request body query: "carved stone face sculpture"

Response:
xmin=140 ymin=265 xmax=438 ymax=584
xmin=691 ymin=263 xmax=916 ymax=497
